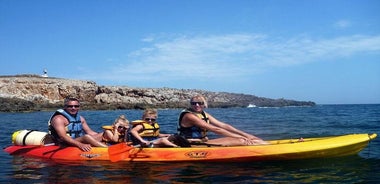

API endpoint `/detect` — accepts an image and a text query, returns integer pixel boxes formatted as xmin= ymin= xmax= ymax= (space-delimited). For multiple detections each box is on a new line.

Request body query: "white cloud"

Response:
xmin=93 ymin=33 xmax=380 ymax=83
xmin=141 ymin=37 xmax=154 ymax=42
xmin=334 ymin=20 xmax=352 ymax=29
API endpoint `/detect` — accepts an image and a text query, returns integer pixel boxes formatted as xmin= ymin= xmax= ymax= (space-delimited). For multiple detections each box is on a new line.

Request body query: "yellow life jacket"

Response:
xmin=131 ymin=120 xmax=160 ymax=137
xmin=102 ymin=125 xmax=113 ymax=130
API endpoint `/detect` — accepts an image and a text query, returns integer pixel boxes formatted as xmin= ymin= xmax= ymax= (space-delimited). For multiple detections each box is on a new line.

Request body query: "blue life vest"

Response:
xmin=48 ymin=109 xmax=84 ymax=141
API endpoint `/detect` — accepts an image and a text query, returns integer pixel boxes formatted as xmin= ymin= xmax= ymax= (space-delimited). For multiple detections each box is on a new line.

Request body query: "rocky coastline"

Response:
xmin=0 ymin=74 xmax=315 ymax=112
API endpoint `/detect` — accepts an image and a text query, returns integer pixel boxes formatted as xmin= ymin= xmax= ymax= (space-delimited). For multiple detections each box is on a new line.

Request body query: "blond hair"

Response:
xmin=190 ymin=94 xmax=208 ymax=108
xmin=113 ymin=115 xmax=129 ymax=126
xmin=142 ymin=108 xmax=158 ymax=119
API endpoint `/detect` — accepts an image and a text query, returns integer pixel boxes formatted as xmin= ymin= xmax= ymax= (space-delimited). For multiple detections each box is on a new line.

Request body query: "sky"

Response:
xmin=1 ymin=0 xmax=379 ymax=104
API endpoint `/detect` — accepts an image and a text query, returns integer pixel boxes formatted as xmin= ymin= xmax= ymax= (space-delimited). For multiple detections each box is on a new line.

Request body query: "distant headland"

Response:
xmin=0 ymin=74 xmax=315 ymax=112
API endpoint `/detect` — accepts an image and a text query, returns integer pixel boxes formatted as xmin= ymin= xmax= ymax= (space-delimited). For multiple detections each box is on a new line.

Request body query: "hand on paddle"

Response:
xmin=140 ymin=140 xmax=149 ymax=146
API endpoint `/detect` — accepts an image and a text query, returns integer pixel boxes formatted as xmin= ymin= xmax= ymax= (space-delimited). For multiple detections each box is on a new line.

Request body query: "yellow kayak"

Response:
xmin=4 ymin=133 xmax=377 ymax=162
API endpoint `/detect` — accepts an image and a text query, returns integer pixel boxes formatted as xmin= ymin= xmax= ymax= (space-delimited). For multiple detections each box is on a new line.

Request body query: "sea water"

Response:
xmin=0 ymin=104 xmax=379 ymax=183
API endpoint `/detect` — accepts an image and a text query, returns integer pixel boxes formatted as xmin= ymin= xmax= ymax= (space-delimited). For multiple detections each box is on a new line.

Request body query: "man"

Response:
xmin=48 ymin=97 xmax=107 ymax=151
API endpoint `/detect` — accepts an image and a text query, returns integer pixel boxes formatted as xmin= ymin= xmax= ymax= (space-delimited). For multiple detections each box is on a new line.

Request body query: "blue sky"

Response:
xmin=1 ymin=0 xmax=379 ymax=104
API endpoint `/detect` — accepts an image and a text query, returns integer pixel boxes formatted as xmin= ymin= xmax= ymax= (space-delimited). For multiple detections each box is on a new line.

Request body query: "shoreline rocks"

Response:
xmin=0 ymin=74 xmax=315 ymax=112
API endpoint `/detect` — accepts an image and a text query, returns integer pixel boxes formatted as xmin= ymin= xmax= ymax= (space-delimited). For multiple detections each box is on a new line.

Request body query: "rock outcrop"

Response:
xmin=0 ymin=74 xmax=315 ymax=112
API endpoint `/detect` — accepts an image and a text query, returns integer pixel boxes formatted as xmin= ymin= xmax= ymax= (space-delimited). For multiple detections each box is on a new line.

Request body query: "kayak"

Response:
xmin=4 ymin=133 xmax=377 ymax=162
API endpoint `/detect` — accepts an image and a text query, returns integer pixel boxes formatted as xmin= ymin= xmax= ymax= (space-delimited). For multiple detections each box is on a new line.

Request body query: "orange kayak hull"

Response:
xmin=4 ymin=133 xmax=377 ymax=162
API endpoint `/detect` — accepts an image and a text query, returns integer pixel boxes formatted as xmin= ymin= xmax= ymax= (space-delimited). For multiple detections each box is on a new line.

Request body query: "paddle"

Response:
xmin=190 ymin=142 xmax=223 ymax=147
xmin=108 ymin=143 xmax=133 ymax=162
xmin=167 ymin=134 xmax=223 ymax=147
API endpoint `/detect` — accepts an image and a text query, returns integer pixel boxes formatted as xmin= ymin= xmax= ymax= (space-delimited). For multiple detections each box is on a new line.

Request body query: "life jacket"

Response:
xmin=48 ymin=109 xmax=84 ymax=142
xmin=177 ymin=108 xmax=209 ymax=139
xmin=101 ymin=125 xmax=126 ymax=145
xmin=130 ymin=120 xmax=160 ymax=143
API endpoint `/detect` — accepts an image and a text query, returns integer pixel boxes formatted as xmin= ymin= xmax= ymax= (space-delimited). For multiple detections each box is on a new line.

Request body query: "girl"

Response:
xmin=102 ymin=115 xmax=130 ymax=145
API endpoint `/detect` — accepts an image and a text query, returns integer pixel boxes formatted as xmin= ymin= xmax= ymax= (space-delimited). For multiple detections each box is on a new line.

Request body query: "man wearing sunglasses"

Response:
xmin=178 ymin=94 xmax=267 ymax=146
xmin=48 ymin=97 xmax=107 ymax=151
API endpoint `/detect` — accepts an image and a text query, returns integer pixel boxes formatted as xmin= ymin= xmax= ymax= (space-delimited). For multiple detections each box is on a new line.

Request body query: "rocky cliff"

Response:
xmin=0 ymin=74 xmax=315 ymax=112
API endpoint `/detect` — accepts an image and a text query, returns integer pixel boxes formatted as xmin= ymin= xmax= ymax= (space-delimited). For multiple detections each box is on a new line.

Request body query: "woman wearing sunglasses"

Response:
xmin=130 ymin=109 xmax=178 ymax=147
xmin=178 ymin=94 xmax=267 ymax=146
xmin=102 ymin=115 xmax=130 ymax=145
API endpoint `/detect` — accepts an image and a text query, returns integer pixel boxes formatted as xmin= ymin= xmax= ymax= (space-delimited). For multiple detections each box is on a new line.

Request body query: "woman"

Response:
xmin=178 ymin=94 xmax=267 ymax=146
xmin=130 ymin=109 xmax=178 ymax=147
xmin=102 ymin=115 xmax=130 ymax=145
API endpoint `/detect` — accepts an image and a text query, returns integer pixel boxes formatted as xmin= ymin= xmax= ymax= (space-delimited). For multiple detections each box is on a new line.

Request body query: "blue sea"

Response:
xmin=1 ymin=104 xmax=379 ymax=183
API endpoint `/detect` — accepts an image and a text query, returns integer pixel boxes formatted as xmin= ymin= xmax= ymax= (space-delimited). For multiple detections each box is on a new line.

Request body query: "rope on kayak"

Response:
xmin=13 ymin=130 xmax=53 ymax=146
xmin=364 ymin=133 xmax=377 ymax=159
xmin=22 ymin=130 xmax=35 ymax=146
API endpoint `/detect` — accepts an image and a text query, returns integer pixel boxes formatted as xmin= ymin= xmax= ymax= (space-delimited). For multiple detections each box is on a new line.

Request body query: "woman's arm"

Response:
xmin=207 ymin=113 xmax=263 ymax=140
xmin=183 ymin=113 xmax=243 ymax=139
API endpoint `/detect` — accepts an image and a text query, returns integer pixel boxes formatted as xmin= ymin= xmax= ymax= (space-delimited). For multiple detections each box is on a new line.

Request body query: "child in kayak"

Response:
xmin=102 ymin=115 xmax=130 ymax=145
xmin=130 ymin=109 xmax=179 ymax=147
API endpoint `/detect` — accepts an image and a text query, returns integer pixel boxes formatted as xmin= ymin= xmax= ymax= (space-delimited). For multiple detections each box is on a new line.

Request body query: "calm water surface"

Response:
xmin=1 ymin=104 xmax=379 ymax=183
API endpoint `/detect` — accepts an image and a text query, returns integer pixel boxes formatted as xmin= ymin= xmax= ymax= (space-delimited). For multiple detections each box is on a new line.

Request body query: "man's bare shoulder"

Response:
xmin=51 ymin=114 xmax=68 ymax=125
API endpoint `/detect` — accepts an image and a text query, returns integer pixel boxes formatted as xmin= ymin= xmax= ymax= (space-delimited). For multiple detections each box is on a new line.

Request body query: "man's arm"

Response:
xmin=80 ymin=116 xmax=99 ymax=136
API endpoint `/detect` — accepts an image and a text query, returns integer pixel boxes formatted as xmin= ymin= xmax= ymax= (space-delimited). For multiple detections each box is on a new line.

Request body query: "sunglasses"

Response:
xmin=66 ymin=105 xmax=80 ymax=108
xmin=190 ymin=101 xmax=204 ymax=105
xmin=118 ymin=126 xmax=128 ymax=130
xmin=144 ymin=118 xmax=156 ymax=122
